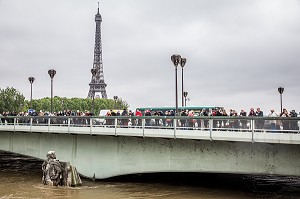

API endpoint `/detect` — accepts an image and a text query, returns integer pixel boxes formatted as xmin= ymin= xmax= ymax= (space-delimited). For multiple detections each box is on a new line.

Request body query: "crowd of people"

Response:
xmin=0 ymin=110 xmax=94 ymax=125
xmin=1 ymin=107 xmax=299 ymax=131
xmin=101 ymin=107 xmax=300 ymax=131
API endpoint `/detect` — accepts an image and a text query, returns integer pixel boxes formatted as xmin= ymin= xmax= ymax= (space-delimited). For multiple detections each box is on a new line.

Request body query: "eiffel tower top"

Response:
xmin=95 ymin=2 xmax=102 ymax=22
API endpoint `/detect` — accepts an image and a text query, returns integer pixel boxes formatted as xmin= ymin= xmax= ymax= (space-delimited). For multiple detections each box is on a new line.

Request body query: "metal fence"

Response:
xmin=0 ymin=115 xmax=299 ymax=134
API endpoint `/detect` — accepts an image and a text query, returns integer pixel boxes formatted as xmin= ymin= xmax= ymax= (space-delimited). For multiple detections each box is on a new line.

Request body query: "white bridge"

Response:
xmin=0 ymin=116 xmax=300 ymax=179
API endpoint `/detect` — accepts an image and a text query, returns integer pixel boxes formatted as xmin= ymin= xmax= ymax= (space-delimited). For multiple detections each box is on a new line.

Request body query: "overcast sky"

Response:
xmin=0 ymin=0 xmax=299 ymax=114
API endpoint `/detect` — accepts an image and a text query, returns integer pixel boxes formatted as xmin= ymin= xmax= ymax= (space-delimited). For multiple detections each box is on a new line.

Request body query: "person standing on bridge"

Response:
xmin=248 ymin=108 xmax=256 ymax=116
xmin=105 ymin=110 xmax=112 ymax=126
xmin=165 ymin=111 xmax=173 ymax=127
xmin=239 ymin=109 xmax=247 ymax=130
xmin=280 ymin=108 xmax=290 ymax=131
xmin=121 ymin=109 xmax=128 ymax=127
xmin=268 ymin=109 xmax=278 ymax=131
xmin=289 ymin=110 xmax=298 ymax=131
xmin=180 ymin=110 xmax=187 ymax=128
xmin=202 ymin=109 xmax=209 ymax=129
xmin=248 ymin=108 xmax=256 ymax=130
xmin=188 ymin=110 xmax=194 ymax=129
xmin=135 ymin=109 xmax=142 ymax=126
xmin=256 ymin=108 xmax=264 ymax=129
xmin=222 ymin=109 xmax=228 ymax=129
xmin=145 ymin=110 xmax=152 ymax=126
xmin=0 ymin=112 xmax=6 ymax=124
xmin=128 ymin=110 xmax=134 ymax=126
xmin=111 ymin=110 xmax=117 ymax=126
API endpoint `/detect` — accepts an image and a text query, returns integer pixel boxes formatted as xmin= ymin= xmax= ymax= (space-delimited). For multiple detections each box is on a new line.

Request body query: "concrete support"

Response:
xmin=0 ymin=131 xmax=300 ymax=179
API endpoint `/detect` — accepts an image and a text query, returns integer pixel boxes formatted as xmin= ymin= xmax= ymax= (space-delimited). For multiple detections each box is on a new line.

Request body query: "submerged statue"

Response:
xmin=42 ymin=151 xmax=82 ymax=186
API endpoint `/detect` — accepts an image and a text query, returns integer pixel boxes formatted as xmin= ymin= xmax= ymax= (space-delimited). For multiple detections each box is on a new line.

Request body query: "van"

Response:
xmin=93 ymin=109 xmax=109 ymax=125
xmin=94 ymin=109 xmax=124 ymax=125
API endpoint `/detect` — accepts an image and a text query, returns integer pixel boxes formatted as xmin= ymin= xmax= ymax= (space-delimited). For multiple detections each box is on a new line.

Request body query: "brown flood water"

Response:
xmin=0 ymin=151 xmax=300 ymax=199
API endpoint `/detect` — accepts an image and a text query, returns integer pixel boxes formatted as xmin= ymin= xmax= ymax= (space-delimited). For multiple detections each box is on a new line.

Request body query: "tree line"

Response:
xmin=0 ymin=87 xmax=129 ymax=114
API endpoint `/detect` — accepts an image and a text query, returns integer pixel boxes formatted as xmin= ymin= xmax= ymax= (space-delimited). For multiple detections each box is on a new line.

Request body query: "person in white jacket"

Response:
xmin=268 ymin=109 xmax=278 ymax=130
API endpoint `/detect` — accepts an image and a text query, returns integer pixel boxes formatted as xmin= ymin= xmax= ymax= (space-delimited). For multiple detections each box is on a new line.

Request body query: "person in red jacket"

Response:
xmin=135 ymin=109 xmax=142 ymax=126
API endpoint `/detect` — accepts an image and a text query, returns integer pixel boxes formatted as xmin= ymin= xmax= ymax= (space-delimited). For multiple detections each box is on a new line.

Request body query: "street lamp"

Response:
xmin=278 ymin=87 xmax=284 ymax=114
xmin=61 ymin=99 xmax=65 ymax=111
xmin=28 ymin=77 xmax=35 ymax=110
xmin=20 ymin=103 xmax=23 ymax=113
xmin=183 ymin=91 xmax=188 ymax=107
xmin=180 ymin=58 xmax=187 ymax=107
xmin=91 ymin=68 xmax=97 ymax=114
xmin=113 ymin=96 xmax=118 ymax=109
xmin=48 ymin=69 xmax=56 ymax=114
xmin=171 ymin=54 xmax=186 ymax=115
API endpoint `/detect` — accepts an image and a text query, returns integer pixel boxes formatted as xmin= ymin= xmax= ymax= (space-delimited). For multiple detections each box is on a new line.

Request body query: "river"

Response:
xmin=0 ymin=151 xmax=300 ymax=199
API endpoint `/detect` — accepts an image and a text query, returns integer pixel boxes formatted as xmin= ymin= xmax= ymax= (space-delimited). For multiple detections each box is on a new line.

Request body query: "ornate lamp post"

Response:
xmin=48 ymin=69 xmax=56 ymax=114
xmin=28 ymin=77 xmax=35 ymax=110
xmin=171 ymin=54 xmax=180 ymax=115
xmin=183 ymin=91 xmax=188 ymax=107
xmin=278 ymin=87 xmax=284 ymax=114
xmin=113 ymin=96 xmax=118 ymax=109
xmin=180 ymin=58 xmax=187 ymax=107
xmin=91 ymin=68 xmax=97 ymax=114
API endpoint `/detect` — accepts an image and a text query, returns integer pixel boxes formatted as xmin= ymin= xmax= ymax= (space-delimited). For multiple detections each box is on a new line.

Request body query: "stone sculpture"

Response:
xmin=42 ymin=151 xmax=81 ymax=186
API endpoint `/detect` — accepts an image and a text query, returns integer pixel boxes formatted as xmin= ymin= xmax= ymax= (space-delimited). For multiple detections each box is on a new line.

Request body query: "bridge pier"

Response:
xmin=0 ymin=131 xmax=299 ymax=179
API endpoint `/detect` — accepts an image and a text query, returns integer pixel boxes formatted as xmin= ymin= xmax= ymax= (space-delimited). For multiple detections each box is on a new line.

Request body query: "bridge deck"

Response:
xmin=0 ymin=116 xmax=299 ymax=145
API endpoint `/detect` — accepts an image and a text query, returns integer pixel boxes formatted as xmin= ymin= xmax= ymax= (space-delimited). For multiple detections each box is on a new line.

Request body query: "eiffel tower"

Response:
xmin=88 ymin=3 xmax=107 ymax=99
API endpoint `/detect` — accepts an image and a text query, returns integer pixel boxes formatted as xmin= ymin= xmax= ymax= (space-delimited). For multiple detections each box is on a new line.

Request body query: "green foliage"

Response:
xmin=0 ymin=87 xmax=25 ymax=113
xmin=26 ymin=96 xmax=129 ymax=114
xmin=0 ymin=86 xmax=129 ymax=114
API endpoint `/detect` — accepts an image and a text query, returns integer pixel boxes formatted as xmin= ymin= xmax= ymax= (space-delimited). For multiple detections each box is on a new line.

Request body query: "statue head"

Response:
xmin=46 ymin=151 xmax=56 ymax=159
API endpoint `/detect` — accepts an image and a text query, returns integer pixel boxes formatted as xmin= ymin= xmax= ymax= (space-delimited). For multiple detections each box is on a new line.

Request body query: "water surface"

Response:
xmin=0 ymin=151 xmax=300 ymax=199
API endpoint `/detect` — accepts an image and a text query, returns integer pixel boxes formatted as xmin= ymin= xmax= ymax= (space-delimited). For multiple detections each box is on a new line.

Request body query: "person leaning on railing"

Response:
xmin=280 ymin=109 xmax=290 ymax=131
xmin=290 ymin=110 xmax=299 ymax=131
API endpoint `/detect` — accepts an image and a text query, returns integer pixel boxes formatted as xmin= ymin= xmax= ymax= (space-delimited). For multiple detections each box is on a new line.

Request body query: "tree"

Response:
xmin=0 ymin=87 xmax=25 ymax=113
xmin=0 ymin=86 xmax=129 ymax=114
xmin=25 ymin=96 xmax=129 ymax=114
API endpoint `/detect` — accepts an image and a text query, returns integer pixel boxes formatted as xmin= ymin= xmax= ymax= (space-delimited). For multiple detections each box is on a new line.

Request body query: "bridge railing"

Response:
xmin=0 ymin=115 xmax=299 ymax=133
xmin=1 ymin=115 xmax=300 ymax=144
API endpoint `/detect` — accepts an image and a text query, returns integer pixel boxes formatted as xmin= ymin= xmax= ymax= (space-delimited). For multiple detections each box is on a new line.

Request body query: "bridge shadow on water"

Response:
xmin=0 ymin=150 xmax=43 ymax=174
xmin=106 ymin=172 xmax=300 ymax=198
xmin=1 ymin=150 xmax=300 ymax=198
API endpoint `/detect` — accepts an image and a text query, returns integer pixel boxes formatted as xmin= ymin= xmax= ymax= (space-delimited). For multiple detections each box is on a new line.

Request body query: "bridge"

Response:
xmin=0 ymin=115 xmax=300 ymax=179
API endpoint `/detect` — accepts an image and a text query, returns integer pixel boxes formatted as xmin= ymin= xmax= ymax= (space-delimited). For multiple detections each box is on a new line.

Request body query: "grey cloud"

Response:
xmin=0 ymin=0 xmax=299 ymax=113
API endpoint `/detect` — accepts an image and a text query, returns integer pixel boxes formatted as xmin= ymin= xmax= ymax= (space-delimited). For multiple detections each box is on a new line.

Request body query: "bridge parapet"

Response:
xmin=0 ymin=115 xmax=299 ymax=145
